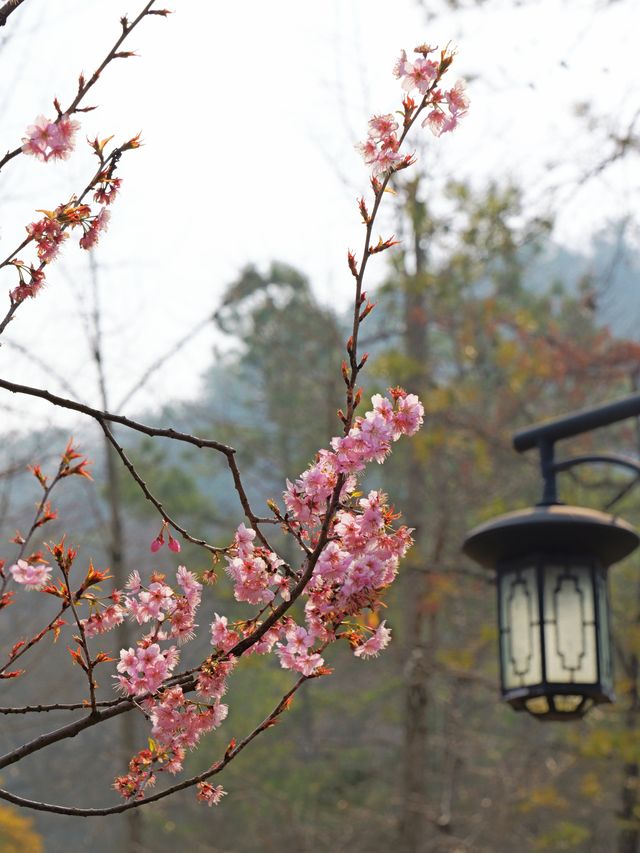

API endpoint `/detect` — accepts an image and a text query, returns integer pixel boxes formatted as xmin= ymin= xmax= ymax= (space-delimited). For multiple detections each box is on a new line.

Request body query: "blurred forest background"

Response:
xmin=2 ymin=0 xmax=640 ymax=852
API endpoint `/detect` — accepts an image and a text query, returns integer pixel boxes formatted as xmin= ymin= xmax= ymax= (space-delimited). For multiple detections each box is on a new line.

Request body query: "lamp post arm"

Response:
xmin=513 ymin=392 xmax=640 ymax=453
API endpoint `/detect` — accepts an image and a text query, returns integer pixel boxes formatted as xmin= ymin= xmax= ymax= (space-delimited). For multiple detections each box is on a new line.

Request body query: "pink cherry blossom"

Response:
xmin=354 ymin=621 xmax=392 ymax=658
xmin=196 ymin=783 xmax=227 ymax=806
xmin=9 ymin=263 xmax=46 ymax=303
xmin=392 ymin=49 xmax=409 ymax=79
xmin=22 ymin=114 xmax=80 ymax=162
xmin=26 ymin=217 xmax=68 ymax=263
xmin=79 ymin=208 xmax=110 ymax=250
xmin=446 ymin=80 xmax=469 ymax=115
xmin=422 ymin=108 xmax=458 ymax=137
xmin=210 ymin=613 xmax=239 ymax=652
xmin=234 ymin=523 xmax=256 ymax=557
xmin=197 ymin=658 xmax=236 ymax=700
xmin=9 ymin=560 xmax=51 ymax=591
xmin=82 ymin=604 xmax=125 ymax=638
xmin=368 ymin=114 xmax=398 ymax=139
xmin=401 ymin=58 xmax=438 ymax=94
xmin=94 ymin=177 xmax=122 ymax=206
xmin=126 ymin=571 xmax=142 ymax=593
xmin=115 ymin=642 xmax=179 ymax=695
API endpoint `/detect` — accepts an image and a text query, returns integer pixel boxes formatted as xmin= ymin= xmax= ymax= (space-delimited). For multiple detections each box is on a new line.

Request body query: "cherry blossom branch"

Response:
xmin=0 ymin=140 xmax=140 ymax=337
xmin=59 ymin=564 xmax=98 ymax=712
xmin=0 ymin=674 xmax=311 ymax=816
xmin=0 ymin=463 xmax=63 ymax=596
xmin=0 ymin=0 xmax=164 ymax=173
xmin=0 ymin=43 xmax=464 ymax=815
xmin=0 ymin=142 xmax=138 ymax=272
xmin=0 ymin=603 xmax=66 ymax=676
xmin=344 ymin=78 xmax=445 ymax=432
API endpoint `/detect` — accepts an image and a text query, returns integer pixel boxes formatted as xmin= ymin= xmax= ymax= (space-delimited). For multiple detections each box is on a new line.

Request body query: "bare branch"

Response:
xmin=0 ymin=377 xmax=234 ymax=454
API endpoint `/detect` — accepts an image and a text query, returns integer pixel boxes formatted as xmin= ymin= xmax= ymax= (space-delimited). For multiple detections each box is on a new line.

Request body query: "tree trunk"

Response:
xmin=399 ymin=178 xmax=431 ymax=853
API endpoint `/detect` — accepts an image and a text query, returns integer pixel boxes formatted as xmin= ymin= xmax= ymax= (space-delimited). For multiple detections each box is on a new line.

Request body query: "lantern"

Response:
xmin=463 ymin=504 xmax=639 ymax=720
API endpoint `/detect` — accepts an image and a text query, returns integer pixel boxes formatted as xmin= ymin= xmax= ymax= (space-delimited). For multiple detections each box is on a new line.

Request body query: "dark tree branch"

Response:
xmin=0 ymin=0 xmax=27 ymax=28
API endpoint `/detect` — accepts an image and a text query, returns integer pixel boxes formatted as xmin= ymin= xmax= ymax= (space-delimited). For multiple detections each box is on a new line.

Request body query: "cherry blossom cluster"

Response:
xmin=114 ymin=664 xmax=228 ymax=800
xmin=224 ymin=524 xmax=289 ymax=606
xmin=81 ymin=598 xmax=124 ymax=638
xmin=8 ymin=260 xmax=45 ymax=303
xmin=357 ymin=44 xmax=468 ymax=178
xmin=6 ymin=121 xmax=138 ymax=311
xmin=26 ymin=202 xmax=111 ymax=262
xmin=93 ymin=173 xmax=122 ymax=206
xmin=9 ymin=202 xmax=111 ymax=307
xmin=22 ymin=114 xmax=81 ymax=162
xmin=120 ymin=566 xmax=202 ymax=645
xmin=285 ymin=390 xmax=423 ymax=517
xmin=101 ymin=390 xmax=422 ymax=802
xmin=116 ymin=642 xmax=179 ymax=696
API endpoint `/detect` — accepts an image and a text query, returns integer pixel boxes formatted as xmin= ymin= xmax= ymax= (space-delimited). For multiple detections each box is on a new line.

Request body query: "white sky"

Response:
xmin=1 ymin=0 xmax=639 ymax=434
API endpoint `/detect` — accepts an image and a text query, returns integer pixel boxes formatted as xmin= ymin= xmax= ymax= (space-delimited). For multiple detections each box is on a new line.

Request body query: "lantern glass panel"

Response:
xmin=596 ymin=569 xmax=613 ymax=690
xmin=543 ymin=564 xmax=597 ymax=684
xmin=499 ymin=566 xmax=542 ymax=689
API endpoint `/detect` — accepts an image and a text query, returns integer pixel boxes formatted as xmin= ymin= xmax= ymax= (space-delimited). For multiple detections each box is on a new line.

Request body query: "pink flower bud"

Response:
xmin=168 ymin=535 xmax=181 ymax=553
xmin=150 ymin=535 xmax=164 ymax=553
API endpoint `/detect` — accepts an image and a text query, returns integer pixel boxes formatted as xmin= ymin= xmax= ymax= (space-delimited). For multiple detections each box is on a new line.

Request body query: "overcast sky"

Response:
xmin=1 ymin=0 xmax=638 ymax=435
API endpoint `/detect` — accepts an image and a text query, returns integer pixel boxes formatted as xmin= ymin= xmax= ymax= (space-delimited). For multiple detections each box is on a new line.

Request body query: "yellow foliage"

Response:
xmin=579 ymin=772 xmax=603 ymax=800
xmin=533 ymin=820 xmax=591 ymax=850
xmin=576 ymin=728 xmax=614 ymax=759
xmin=517 ymin=785 xmax=568 ymax=813
xmin=437 ymin=647 xmax=476 ymax=671
xmin=0 ymin=806 xmax=43 ymax=853
xmin=480 ymin=623 xmax=498 ymax=644
xmin=624 ymin=625 xmax=640 ymax=657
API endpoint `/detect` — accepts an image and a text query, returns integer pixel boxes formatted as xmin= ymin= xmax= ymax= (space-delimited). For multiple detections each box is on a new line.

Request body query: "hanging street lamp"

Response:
xmin=463 ymin=393 xmax=640 ymax=721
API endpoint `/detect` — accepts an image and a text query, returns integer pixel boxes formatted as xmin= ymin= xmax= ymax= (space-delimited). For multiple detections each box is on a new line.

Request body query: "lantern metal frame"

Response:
xmin=463 ymin=392 xmax=640 ymax=721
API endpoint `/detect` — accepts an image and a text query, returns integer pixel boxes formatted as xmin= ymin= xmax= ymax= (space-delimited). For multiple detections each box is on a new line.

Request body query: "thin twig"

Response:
xmin=97 ymin=416 xmax=225 ymax=555
xmin=0 ymin=603 xmax=67 ymax=676
xmin=0 ymin=699 xmax=123 ymax=714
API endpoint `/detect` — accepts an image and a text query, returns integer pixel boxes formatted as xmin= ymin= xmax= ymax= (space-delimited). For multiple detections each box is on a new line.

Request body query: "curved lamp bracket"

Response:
xmin=512 ymin=392 xmax=640 ymax=508
xmin=552 ymin=454 xmax=640 ymax=511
